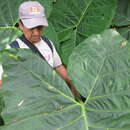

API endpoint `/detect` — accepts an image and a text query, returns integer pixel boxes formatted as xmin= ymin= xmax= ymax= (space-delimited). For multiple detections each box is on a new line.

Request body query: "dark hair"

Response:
xmin=15 ymin=22 xmax=19 ymax=28
xmin=14 ymin=20 xmax=23 ymax=28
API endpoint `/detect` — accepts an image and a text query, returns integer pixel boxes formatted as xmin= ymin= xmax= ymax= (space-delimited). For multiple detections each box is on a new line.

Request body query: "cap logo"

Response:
xmin=30 ymin=7 xmax=40 ymax=12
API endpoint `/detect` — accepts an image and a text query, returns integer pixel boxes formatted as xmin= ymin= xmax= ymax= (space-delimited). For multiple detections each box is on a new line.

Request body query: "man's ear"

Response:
xmin=18 ymin=21 xmax=23 ymax=30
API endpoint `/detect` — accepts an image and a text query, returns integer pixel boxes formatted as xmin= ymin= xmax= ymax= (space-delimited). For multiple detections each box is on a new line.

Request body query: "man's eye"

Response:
xmin=38 ymin=26 xmax=43 ymax=30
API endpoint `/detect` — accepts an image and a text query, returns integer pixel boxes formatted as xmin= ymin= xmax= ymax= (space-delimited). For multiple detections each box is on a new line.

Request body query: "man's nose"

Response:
xmin=33 ymin=28 xmax=40 ymax=35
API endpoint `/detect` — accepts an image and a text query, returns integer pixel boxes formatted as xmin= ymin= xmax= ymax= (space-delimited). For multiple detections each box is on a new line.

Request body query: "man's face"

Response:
xmin=19 ymin=22 xmax=43 ymax=43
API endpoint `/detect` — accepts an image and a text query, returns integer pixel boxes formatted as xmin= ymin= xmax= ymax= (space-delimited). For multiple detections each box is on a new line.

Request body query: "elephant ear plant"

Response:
xmin=49 ymin=0 xmax=117 ymax=65
xmin=0 ymin=29 xmax=130 ymax=130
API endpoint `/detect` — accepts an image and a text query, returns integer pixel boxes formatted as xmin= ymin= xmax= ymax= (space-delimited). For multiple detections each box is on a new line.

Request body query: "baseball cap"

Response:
xmin=19 ymin=1 xmax=48 ymax=29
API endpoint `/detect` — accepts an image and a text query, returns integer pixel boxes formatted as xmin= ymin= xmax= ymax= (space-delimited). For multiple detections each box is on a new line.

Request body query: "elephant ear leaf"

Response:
xmin=1 ymin=29 xmax=130 ymax=129
xmin=68 ymin=29 xmax=130 ymax=129
xmin=49 ymin=0 xmax=117 ymax=65
xmin=0 ymin=49 xmax=82 ymax=130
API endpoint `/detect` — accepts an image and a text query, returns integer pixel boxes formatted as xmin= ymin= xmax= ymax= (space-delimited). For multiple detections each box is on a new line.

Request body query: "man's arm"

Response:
xmin=51 ymin=42 xmax=85 ymax=101
xmin=0 ymin=80 xmax=2 ymax=88
xmin=54 ymin=65 xmax=81 ymax=99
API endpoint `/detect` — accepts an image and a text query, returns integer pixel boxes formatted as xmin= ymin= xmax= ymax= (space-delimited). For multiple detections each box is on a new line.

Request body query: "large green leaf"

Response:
xmin=1 ymin=29 xmax=130 ymax=129
xmin=112 ymin=0 xmax=130 ymax=41
xmin=0 ymin=28 xmax=22 ymax=51
xmin=49 ymin=0 xmax=117 ymax=65
xmin=0 ymin=49 xmax=80 ymax=130
xmin=58 ymin=29 xmax=77 ymax=65
xmin=68 ymin=29 xmax=130 ymax=129
xmin=112 ymin=0 xmax=130 ymax=26
xmin=44 ymin=22 xmax=60 ymax=53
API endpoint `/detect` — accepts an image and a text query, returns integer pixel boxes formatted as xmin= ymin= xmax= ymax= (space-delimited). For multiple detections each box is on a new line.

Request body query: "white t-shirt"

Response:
xmin=0 ymin=37 xmax=62 ymax=80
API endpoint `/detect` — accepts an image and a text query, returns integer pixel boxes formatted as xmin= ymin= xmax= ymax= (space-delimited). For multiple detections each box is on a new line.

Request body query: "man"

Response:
xmin=0 ymin=1 xmax=84 ymax=101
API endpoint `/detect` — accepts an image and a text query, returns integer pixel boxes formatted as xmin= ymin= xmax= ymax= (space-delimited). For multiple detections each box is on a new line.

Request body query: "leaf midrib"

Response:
xmin=57 ymin=0 xmax=93 ymax=34
xmin=3 ymin=104 xmax=79 ymax=128
xmin=88 ymin=88 xmax=130 ymax=101
xmin=76 ymin=0 xmax=93 ymax=27
xmin=86 ymin=108 xmax=130 ymax=113
xmin=21 ymin=62 xmax=78 ymax=104
xmin=85 ymin=57 xmax=106 ymax=103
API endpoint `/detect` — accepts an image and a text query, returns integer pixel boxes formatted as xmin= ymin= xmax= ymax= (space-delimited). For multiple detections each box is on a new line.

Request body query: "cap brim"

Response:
xmin=21 ymin=17 xmax=48 ymax=29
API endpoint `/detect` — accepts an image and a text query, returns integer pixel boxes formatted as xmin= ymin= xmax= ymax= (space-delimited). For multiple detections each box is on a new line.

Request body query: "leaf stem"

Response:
xmin=81 ymin=105 xmax=89 ymax=130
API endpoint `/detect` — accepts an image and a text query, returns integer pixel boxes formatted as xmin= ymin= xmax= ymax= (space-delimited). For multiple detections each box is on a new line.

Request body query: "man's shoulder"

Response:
xmin=9 ymin=40 xmax=20 ymax=48
xmin=41 ymin=36 xmax=53 ymax=53
xmin=9 ymin=36 xmax=29 ymax=49
xmin=9 ymin=35 xmax=22 ymax=48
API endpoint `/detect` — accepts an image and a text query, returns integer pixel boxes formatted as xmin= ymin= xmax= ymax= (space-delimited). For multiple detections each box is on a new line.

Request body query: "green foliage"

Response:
xmin=49 ymin=0 xmax=117 ymax=65
xmin=1 ymin=29 xmax=130 ymax=129
xmin=1 ymin=0 xmax=130 ymax=129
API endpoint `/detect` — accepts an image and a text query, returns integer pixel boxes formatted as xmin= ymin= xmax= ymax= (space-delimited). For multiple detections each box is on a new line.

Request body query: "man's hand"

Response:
xmin=66 ymin=80 xmax=86 ymax=102
xmin=54 ymin=65 xmax=86 ymax=102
